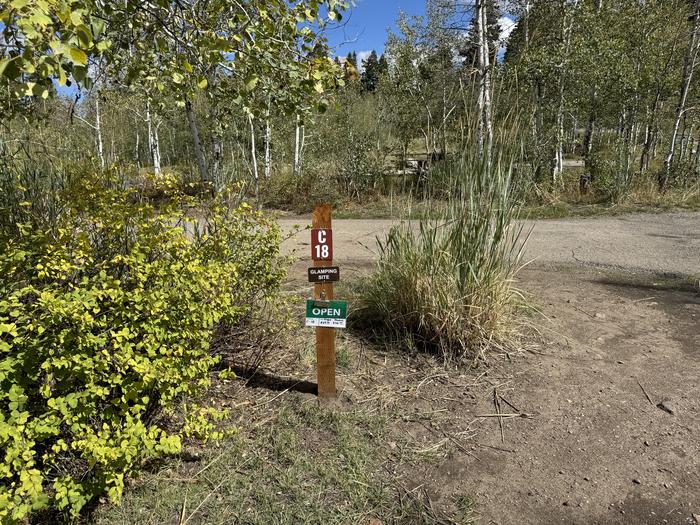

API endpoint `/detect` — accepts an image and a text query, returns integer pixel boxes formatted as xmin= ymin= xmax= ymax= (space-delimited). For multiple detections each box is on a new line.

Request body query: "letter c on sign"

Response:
xmin=318 ymin=230 xmax=326 ymax=244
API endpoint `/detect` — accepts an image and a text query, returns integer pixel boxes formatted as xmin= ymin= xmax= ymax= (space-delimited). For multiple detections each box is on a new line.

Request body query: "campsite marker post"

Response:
xmin=305 ymin=205 xmax=347 ymax=398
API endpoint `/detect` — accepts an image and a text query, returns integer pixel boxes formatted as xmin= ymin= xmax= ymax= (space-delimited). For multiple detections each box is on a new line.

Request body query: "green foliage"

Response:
xmin=0 ymin=0 xmax=106 ymax=103
xmin=261 ymin=171 xmax=342 ymax=213
xmin=1 ymin=0 xmax=349 ymax=117
xmin=0 ymin=178 xmax=286 ymax=522
xmin=334 ymin=134 xmax=387 ymax=198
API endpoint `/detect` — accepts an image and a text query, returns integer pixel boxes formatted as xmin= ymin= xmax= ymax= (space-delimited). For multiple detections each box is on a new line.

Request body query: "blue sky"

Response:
xmin=326 ymin=0 xmax=426 ymax=60
xmin=326 ymin=1 xmax=516 ymax=67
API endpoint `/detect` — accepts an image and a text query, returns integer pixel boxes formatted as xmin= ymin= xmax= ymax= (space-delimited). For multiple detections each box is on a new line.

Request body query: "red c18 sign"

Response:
xmin=311 ymin=228 xmax=333 ymax=261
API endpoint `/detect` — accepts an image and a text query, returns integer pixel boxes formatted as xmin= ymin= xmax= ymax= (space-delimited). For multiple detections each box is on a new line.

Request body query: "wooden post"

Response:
xmin=312 ymin=204 xmax=336 ymax=398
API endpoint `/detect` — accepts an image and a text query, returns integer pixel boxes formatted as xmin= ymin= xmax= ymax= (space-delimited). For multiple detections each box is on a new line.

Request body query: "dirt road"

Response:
xmin=282 ymin=211 xmax=699 ymax=525
xmin=281 ymin=211 xmax=700 ymax=279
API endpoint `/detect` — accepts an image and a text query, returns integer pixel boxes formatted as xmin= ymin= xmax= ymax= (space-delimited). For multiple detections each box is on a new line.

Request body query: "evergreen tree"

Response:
xmin=378 ymin=54 xmax=389 ymax=77
xmin=361 ymin=50 xmax=382 ymax=92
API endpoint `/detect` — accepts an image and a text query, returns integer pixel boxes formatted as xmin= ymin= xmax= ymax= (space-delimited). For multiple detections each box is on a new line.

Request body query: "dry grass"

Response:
xmin=92 ymin=328 xmax=486 ymax=525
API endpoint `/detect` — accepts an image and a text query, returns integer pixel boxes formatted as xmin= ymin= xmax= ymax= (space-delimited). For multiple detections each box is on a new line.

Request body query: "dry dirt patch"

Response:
xmin=279 ymin=213 xmax=699 ymax=524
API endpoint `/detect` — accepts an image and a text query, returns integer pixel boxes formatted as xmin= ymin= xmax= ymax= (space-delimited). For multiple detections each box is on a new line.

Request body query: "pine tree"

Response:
xmin=378 ymin=54 xmax=389 ymax=77
xmin=361 ymin=50 xmax=381 ymax=92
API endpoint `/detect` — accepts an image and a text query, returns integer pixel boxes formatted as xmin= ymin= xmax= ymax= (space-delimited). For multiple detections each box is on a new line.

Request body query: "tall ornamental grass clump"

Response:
xmin=351 ymin=147 xmax=525 ymax=363
xmin=0 ymin=176 xmax=286 ymax=522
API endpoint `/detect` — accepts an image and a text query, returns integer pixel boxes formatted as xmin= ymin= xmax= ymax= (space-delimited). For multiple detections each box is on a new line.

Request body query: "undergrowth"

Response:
xmin=0 ymin=175 xmax=287 ymax=522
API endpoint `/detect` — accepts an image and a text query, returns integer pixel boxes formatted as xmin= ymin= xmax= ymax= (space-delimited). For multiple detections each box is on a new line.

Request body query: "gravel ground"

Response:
xmin=281 ymin=211 xmax=700 ymax=279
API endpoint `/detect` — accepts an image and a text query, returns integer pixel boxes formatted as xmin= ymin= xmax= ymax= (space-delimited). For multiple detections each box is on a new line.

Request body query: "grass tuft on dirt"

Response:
xmin=350 ymin=150 xmax=525 ymax=364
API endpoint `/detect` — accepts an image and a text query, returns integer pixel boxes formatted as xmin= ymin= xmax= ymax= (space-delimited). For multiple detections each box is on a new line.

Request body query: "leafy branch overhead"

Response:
xmin=0 ymin=0 xmax=348 ymax=115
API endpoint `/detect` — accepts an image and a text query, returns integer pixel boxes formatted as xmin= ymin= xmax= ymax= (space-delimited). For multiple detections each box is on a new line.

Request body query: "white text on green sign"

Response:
xmin=305 ymin=300 xmax=348 ymax=329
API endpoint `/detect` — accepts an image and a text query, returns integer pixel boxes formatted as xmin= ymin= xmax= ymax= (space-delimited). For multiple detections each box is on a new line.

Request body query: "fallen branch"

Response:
xmin=476 ymin=413 xmax=532 ymax=419
xmin=494 ymin=388 xmax=505 ymax=444
xmin=636 ymin=377 xmax=655 ymax=406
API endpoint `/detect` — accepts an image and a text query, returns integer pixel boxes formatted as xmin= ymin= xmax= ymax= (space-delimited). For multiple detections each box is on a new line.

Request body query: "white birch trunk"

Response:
xmin=95 ymin=94 xmax=105 ymax=169
xmin=263 ymin=119 xmax=272 ymax=179
xmin=249 ymin=115 xmax=259 ymax=195
xmin=476 ymin=0 xmax=493 ymax=167
xmin=663 ymin=0 xmax=700 ymax=188
xmin=294 ymin=115 xmax=302 ymax=177
xmin=146 ymin=100 xmax=162 ymax=175
xmin=552 ymin=0 xmax=579 ymax=183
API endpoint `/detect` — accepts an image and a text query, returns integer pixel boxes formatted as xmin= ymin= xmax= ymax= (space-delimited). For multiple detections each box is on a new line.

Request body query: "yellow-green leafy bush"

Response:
xmin=0 ymin=180 xmax=285 ymax=522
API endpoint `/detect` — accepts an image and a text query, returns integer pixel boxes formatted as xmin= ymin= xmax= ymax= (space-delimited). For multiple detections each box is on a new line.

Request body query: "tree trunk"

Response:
xmin=582 ymin=117 xmax=595 ymax=163
xmin=476 ymin=0 xmax=493 ymax=168
xmin=523 ymin=0 xmax=531 ymax=50
xmin=185 ymin=98 xmax=209 ymax=184
xmin=661 ymin=0 xmax=700 ymax=190
xmin=551 ymin=0 xmax=579 ymax=183
xmin=211 ymin=119 xmax=222 ymax=186
xmin=293 ymin=115 xmax=305 ymax=178
xmin=263 ymin=119 xmax=272 ymax=179
xmin=135 ymin=125 xmax=141 ymax=169
xmin=146 ymin=100 xmax=161 ymax=175
xmin=170 ymin=128 xmax=176 ymax=165
xmin=695 ymin=128 xmax=700 ymax=177
xmin=618 ymin=107 xmax=635 ymax=192
xmin=95 ymin=94 xmax=105 ymax=169
xmin=640 ymin=94 xmax=661 ymax=173
xmin=249 ymin=115 xmax=259 ymax=197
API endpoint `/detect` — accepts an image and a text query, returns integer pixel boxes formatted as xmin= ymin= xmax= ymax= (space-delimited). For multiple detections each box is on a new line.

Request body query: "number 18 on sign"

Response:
xmin=311 ymin=228 xmax=333 ymax=261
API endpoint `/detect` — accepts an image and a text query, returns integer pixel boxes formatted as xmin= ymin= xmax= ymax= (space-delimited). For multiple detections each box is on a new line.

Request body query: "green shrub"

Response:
xmin=334 ymin=134 xmax=387 ymax=199
xmin=0 ymin=178 xmax=285 ymax=522
xmin=260 ymin=171 xmax=342 ymax=213
xmin=351 ymin=150 xmax=524 ymax=363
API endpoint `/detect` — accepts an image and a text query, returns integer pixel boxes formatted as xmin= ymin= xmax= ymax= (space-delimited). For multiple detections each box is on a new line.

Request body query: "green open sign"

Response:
xmin=305 ymin=300 xmax=348 ymax=328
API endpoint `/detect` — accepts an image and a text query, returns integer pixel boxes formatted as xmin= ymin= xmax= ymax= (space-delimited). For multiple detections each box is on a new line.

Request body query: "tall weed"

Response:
xmin=351 ymin=146 xmax=525 ymax=363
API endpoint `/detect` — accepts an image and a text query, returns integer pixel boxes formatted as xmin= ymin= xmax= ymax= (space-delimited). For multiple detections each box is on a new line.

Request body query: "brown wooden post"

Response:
xmin=312 ymin=204 xmax=336 ymax=398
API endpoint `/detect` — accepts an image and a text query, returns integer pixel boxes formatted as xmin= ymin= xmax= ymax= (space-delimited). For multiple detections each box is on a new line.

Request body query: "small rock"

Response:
xmin=633 ymin=478 xmax=641 ymax=485
xmin=583 ymin=477 xmax=590 ymax=481
xmin=563 ymin=501 xmax=570 ymax=507
xmin=617 ymin=360 xmax=625 ymax=364
xmin=368 ymin=519 xmax=383 ymax=525
xmin=692 ymin=514 xmax=700 ymax=524
xmin=594 ymin=312 xmax=606 ymax=319
xmin=657 ymin=400 xmax=676 ymax=415
xmin=644 ymin=440 xmax=650 ymax=447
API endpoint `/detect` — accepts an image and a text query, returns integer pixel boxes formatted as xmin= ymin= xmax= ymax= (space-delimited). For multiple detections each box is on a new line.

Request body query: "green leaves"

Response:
xmin=244 ymin=74 xmax=259 ymax=92
xmin=1 ymin=0 xmax=349 ymax=120
xmin=68 ymin=47 xmax=88 ymax=66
